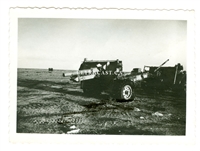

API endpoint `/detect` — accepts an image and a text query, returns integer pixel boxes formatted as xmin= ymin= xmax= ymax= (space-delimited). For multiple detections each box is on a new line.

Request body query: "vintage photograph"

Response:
xmin=17 ymin=18 xmax=187 ymax=135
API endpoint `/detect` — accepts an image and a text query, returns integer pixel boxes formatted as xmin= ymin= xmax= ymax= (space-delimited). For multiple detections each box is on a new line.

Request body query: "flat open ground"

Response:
xmin=17 ymin=68 xmax=186 ymax=135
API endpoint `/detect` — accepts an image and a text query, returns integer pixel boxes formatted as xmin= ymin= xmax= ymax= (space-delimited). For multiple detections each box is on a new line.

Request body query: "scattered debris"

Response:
xmin=140 ymin=116 xmax=145 ymax=120
xmin=168 ymin=113 xmax=172 ymax=116
xmin=67 ymin=129 xmax=80 ymax=134
xmin=152 ymin=112 xmax=163 ymax=117
xmin=104 ymin=122 xmax=107 ymax=127
xmin=70 ymin=125 xmax=76 ymax=129
xmin=134 ymin=107 xmax=141 ymax=112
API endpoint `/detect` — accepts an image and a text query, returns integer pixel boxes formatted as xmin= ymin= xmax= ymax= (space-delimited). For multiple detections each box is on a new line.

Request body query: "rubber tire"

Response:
xmin=115 ymin=82 xmax=135 ymax=101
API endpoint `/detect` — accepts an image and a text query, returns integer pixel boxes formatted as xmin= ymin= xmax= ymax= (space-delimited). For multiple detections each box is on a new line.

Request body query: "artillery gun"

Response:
xmin=140 ymin=60 xmax=186 ymax=94
xmin=63 ymin=59 xmax=136 ymax=101
xmin=63 ymin=58 xmax=186 ymax=100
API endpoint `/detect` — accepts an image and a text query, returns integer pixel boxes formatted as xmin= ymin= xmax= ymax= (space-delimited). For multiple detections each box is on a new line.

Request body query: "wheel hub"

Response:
xmin=122 ymin=85 xmax=132 ymax=100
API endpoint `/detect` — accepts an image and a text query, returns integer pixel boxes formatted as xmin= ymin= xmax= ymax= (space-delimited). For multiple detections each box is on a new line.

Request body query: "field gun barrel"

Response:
xmin=63 ymin=67 xmax=100 ymax=82
xmin=154 ymin=59 xmax=169 ymax=72
xmin=63 ymin=71 xmax=78 ymax=77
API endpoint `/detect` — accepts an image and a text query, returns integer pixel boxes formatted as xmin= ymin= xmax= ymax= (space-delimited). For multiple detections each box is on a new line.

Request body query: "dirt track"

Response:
xmin=17 ymin=68 xmax=186 ymax=135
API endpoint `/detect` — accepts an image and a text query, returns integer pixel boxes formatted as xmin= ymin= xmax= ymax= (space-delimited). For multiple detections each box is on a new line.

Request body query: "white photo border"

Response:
xmin=9 ymin=7 xmax=195 ymax=145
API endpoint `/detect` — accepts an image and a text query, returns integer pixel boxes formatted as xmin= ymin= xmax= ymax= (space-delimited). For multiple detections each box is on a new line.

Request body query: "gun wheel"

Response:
xmin=121 ymin=85 xmax=133 ymax=100
xmin=114 ymin=82 xmax=134 ymax=101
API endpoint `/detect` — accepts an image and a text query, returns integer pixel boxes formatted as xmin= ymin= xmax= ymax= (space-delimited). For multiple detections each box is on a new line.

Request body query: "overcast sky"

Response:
xmin=18 ymin=18 xmax=186 ymax=71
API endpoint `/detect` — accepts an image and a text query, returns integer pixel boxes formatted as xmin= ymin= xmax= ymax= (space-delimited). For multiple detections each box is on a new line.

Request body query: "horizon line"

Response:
xmin=17 ymin=67 xmax=77 ymax=71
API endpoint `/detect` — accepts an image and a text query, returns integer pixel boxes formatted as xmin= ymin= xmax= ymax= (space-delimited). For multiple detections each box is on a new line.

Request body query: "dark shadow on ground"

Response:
xmin=17 ymin=79 xmax=112 ymax=108
xmin=18 ymin=79 xmax=91 ymax=97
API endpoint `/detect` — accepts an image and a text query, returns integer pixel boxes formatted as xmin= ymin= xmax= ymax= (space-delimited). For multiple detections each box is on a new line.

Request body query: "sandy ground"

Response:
xmin=17 ymin=68 xmax=186 ymax=135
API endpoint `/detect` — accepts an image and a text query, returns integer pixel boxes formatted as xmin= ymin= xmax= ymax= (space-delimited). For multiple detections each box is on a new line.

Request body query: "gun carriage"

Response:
xmin=63 ymin=59 xmax=186 ymax=100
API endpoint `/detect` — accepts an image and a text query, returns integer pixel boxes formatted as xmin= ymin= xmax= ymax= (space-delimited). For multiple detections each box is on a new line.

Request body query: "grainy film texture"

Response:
xmin=17 ymin=18 xmax=186 ymax=135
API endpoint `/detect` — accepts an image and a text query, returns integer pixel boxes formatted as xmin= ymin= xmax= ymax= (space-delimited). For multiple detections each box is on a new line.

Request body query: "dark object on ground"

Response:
xmin=141 ymin=62 xmax=186 ymax=95
xmin=48 ymin=68 xmax=53 ymax=72
xmin=63 ymin=58 xmax=186 ymax=100
xmin=64 ymin=59 xmax=135 ymax=101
